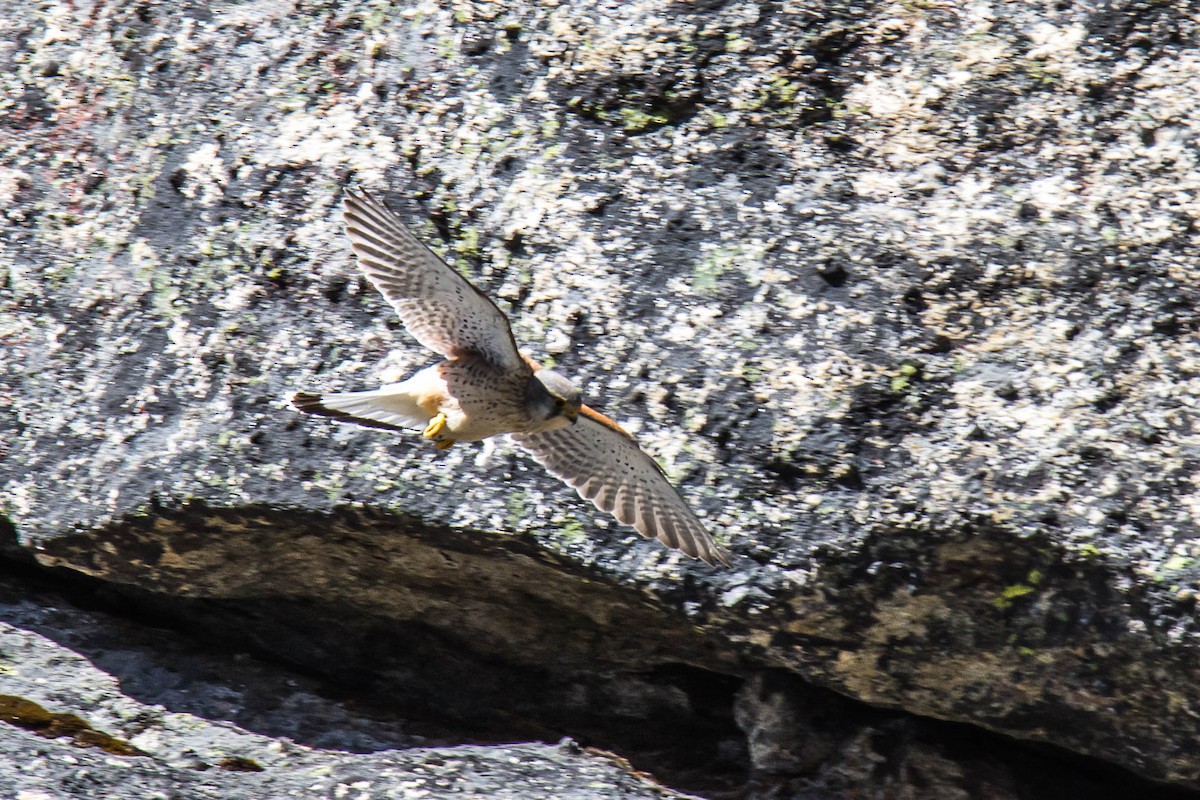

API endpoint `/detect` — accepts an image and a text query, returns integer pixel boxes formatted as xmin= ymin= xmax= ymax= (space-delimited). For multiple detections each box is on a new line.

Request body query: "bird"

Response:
xmin=291 ymin=190 xmax=730 ymax=567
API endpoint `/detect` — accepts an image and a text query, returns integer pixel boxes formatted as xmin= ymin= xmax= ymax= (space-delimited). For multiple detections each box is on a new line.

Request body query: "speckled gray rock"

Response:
xmin=2 ymin=0 xmax=1200 ymax=795
xmin=0 ymin=733 xmax=679 ymax=800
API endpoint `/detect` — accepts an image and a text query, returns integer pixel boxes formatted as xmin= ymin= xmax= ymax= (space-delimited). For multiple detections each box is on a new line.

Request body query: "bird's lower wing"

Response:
xmin=511 ymin=410 xmax=730 ymax=566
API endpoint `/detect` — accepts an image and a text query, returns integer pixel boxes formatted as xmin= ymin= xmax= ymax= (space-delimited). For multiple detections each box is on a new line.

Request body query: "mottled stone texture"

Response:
xmin=2 ymin=0 xmax=1200 ymax=797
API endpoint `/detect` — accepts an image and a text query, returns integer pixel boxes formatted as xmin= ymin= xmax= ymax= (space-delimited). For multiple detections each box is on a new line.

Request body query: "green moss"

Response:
xmin=1160 ymin=555 xmax=1193 ymax=581
xmin=147 ymin=271 xmax=182 ymax=318
xmin=561 ymin=517 xmax=586 ymax=542
xmin=506 ymin=490 xmax=528 ymax=527
xmin=218 ymin=755 xmax=265 ymax=772
xmin=768 ymin=75 xmax=802 ymax=105
xmin=618 ymin=107 xmax=670 ymax=133
xmin=738 ymin=361 xmax=762 ymax=383
xmin=706 ymin=111 xmax=728 ymax=128
xmin=693 ymin=246 xmax=746 ymax=294
xmin=456 ymin=226 xmax=481 ymax=260
xmin=318 ymin=472 xmax=347 ymax=502
xmin=1163 ymin=555 xmax=1192 ymax=571
xmin=0 ymin=695 xmax=147 ymax=757
xmin=829 ymin=99 xmax=869 ymax=119
xmin=724 ymin=33 xmax=751 ymax=53
xmin=348 ymin=462 xmax=379 ymax=481
xmin=890 ymin=362 xmax=921 ymax=393
xmin=992 ymin=583 xmax=1036 ymax=610
xmin=734 ymin=72 xmax=810 ymax=113
xmin=1025 ymin=61 xmax=1059 ymax=85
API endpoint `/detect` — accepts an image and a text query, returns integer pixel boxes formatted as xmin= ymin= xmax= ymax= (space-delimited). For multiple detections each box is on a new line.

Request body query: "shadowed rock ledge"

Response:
xmin=3 ymin=514 xmax=1197 ymax=799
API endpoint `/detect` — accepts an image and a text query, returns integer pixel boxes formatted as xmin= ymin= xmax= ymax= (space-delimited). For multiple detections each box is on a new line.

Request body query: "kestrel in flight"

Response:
xmin=292 ymin=190 xmax=730 ymax=567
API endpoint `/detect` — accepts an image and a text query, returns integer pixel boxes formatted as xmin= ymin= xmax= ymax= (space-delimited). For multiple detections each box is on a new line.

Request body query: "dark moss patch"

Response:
xmin=218 ymin=755 xmax=265 ymax=772
xmin=0 ymin=694 xmax=147 ymax=757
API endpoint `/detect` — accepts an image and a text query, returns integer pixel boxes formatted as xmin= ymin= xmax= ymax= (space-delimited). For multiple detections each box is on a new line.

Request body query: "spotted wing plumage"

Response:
xmin=342 ymin=190 xmax=528 ymax=376
xmin=512 ymin=409 xmax=730 ymax=566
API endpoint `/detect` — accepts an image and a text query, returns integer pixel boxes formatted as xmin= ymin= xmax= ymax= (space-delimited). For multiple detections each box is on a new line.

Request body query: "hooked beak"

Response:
xmin=567 ymin=408 xmax=580 ymax=424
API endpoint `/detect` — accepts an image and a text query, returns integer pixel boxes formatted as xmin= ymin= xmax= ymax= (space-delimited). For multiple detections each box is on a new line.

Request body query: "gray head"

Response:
xmin=526 ymin=368 xmax=583 ymax=425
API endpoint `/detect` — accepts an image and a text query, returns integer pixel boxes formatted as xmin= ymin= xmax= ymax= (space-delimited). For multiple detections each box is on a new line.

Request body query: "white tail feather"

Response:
xmin=320 ymin=385 xmax=427 ymax=430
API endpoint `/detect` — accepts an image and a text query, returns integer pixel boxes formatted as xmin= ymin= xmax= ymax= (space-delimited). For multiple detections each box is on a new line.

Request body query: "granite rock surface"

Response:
xmin=3 ymin=0 xmax=1199 ymax=796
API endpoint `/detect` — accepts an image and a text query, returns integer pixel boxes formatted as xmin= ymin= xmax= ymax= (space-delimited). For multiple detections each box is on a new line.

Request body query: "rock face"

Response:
xmin=0 ymin=564 xmax=691 ymax=800
xmin=2 ymin=0 xmax=1200 ymax=797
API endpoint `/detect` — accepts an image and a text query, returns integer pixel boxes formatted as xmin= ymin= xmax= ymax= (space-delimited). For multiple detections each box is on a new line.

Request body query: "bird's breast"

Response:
xmin=433 ymin=359 xmax=536 ymax=439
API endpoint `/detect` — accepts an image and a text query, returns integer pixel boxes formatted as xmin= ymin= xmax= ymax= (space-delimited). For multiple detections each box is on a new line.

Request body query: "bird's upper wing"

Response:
xmin=342 ymin=190 xmax=528 ymax=376
xmin=511 ymin=408 xmax=730 ymax=566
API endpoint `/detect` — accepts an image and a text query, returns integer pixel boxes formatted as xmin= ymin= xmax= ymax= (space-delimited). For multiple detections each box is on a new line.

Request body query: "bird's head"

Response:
xmin=526 ymin=368 xmax=583 ymax=427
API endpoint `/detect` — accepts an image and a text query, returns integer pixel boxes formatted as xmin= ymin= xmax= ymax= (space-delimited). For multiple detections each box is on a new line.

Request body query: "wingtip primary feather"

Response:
xmin=342 ymin=187 xmax=375 ymax=208
xmin=342 ymin=190 xmax=394 ymax=233
xmin=662 ymin=515 xmax=732 ymax=568
xmin=703 ymin=541 xmax=733 ymax=568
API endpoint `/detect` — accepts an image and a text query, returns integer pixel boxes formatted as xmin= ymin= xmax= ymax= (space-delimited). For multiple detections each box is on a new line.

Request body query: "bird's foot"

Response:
xmin=423 ymin=413 xmax=456 ymax=450
xmin=423 ymin=412 xmax=449 ymax=440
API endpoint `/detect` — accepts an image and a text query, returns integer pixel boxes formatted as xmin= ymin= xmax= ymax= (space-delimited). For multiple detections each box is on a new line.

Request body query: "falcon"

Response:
xmin=292 ymin=190 xmax=730 ymax=567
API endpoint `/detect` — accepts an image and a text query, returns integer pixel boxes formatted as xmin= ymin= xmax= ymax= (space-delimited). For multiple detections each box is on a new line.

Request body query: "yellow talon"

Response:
xmin=423 ymin=412 xmax=448 ymax=439
xmin=423 ymin=412 xmax=455 ymax=449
